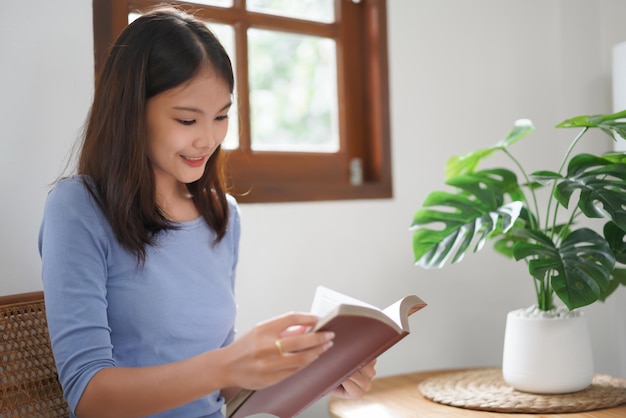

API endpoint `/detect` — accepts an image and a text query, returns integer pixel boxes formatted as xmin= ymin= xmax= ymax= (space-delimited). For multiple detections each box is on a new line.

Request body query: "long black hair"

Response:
xmin=79 ymin=7 xmax=234 ymax=264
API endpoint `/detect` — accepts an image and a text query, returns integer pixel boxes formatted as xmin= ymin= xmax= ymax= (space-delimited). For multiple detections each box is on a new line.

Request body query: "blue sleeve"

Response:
xmin=39 ymin=178 xmax=115 ymax=414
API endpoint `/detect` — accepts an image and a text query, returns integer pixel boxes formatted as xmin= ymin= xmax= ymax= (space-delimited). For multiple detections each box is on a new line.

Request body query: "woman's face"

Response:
xmin=145 ymin=67 xmax=231 ymax=196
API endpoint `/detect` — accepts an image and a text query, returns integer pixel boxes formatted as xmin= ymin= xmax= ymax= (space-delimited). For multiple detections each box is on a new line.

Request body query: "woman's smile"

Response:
xmin=180 ymin=154 xmax=207 ymax=167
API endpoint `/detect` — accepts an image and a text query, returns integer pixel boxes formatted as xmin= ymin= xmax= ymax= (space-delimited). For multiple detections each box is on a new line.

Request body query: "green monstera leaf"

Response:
xmin=445 ymin=119 xmax=535 ymax=179
xmin=492 ymin=208 xmax=550 ymax=259
xmin=411 ymin=169 xmax=523 ymax=268
xmin=601 ymin=222 xmax=626 ymax=301
xmin=512 ymin=228 xmax=615 ymax=310
xmin=531 ymin=153 xmax=626 ymax=232
xmin=556 ymin=110 xmax=626 ymax=143
xmin=547 ymin=154 xmax=626 ymax=230
xmin=600 ymin=268 xmax=626 ymax=302
xmin=605 ymin=222 xmax=626 ymax=264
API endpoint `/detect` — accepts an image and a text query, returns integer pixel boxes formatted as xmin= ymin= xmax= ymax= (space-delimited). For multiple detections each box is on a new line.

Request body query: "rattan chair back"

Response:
xmin=0 ymin=291 xmax=69 ymax=417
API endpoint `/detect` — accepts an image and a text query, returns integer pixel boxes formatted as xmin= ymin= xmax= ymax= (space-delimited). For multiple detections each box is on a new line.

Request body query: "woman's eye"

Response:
xmin=177 ymin=119 xmax=196 ymax=126
xmin=215 ymin=115 xmax=229 ymax=122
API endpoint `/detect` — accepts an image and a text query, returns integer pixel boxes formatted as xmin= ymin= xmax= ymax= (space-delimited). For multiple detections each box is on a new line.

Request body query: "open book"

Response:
xmin=226 ymin=286 xmax=427 ymax=418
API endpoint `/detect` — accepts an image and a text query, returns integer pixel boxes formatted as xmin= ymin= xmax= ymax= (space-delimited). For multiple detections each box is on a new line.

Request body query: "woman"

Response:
xmin=39 ymin=7 xmax=374 ymax=418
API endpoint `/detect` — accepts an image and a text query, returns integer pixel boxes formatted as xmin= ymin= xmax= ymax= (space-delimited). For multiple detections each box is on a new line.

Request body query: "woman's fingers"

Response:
xmin=258 ymin=311 xmax=334 ymax=357
xmin=224 ymin=312 xmax=336 ymax=390
xmin=275 ymin=330 xmax=334 ymax=355
xmin=228 ymin=312 xmax=378 ymax=398
xmin=257 ymin=312 xmax=318 ymax=334
xmin=279 ymin=324 xmax=311 ymax=337
xmin=330 ymin=359 xmax=377 ymax=399
xmin=267 ymin=331 xmax=335 ymax=376
xmin=267 ymin=335 xmax=334 ymax=379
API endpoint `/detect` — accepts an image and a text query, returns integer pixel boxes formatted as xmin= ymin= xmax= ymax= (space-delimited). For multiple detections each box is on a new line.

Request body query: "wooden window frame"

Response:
xmin=93 ymin=0 xmax=392 ymax=203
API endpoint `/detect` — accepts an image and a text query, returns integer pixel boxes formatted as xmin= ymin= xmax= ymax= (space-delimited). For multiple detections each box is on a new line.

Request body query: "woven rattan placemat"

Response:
xmin=418 ymin=368 xmax=626 ymax=413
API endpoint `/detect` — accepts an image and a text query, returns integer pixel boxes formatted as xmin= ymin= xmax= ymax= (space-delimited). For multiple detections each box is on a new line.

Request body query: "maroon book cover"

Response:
xmin=227 ymin=292 xmax=427 ymax=418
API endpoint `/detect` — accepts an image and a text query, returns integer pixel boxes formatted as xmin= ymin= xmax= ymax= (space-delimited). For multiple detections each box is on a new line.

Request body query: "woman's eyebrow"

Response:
xmin=173 ymin=101 xmax=232 ymax=114
xmin=172 ymin=106 xmax=204 ymax=115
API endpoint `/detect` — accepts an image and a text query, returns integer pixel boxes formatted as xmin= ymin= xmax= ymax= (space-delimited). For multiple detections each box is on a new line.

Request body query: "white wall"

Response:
xmin=0 ymin=0 xmax=94 ymax=293
xmin=2 ymin=1 xmax=626 ymax=417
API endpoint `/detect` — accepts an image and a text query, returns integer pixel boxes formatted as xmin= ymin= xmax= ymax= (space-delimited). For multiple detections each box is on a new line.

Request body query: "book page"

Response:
xmin=382 ymin=296 xmax=427 ymax=330
xmin=310 ymin=286 xmax=379 ymax=317
xmin=382 ymin=299 xmax=405 ymax=329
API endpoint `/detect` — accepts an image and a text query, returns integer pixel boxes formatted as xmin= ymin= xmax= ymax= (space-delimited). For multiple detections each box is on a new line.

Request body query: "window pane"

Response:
xmin=187 ymin=0 xmax=233 ymax=7
xmin=248 ymin=29 xmax=338 ymax=152
xmin=206 ymin=23 xmax=239 ymax=150
xmin=247 ymin=0 xmax=334 ymax=23
xmin=128 ymin=12 xmax=140 ymax=24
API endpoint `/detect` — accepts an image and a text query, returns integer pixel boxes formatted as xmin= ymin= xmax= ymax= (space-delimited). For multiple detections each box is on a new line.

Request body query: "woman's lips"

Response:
xmin=181 ymin=155 xmax=206 ymax=167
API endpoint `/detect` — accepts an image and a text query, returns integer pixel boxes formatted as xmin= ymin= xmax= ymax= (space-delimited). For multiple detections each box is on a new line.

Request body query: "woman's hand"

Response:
xmin=329 ymin=359 xmax=377 ymax=399
xmin=221 ymin=312 xmax=334 ymax=390
xmin=74 ymin=313 xmax=332 ymax=418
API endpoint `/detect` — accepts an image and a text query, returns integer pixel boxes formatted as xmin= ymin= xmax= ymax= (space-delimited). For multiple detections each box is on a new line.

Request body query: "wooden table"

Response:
xmin=328 ymin=368 xmax=626 ymax=418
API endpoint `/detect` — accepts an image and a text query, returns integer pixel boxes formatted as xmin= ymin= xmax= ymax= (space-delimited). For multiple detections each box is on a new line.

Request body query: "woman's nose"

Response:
xmin=194 ymin=122 xmax=215 ymax=149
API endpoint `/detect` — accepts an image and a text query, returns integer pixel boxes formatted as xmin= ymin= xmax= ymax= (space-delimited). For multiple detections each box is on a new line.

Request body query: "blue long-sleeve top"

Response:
xmin=39 ymin=176 xmax=240 ymax=418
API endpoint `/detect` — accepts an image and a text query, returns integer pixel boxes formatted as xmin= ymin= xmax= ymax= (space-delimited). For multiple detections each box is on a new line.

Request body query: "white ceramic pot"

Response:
xmin=502 ymin=307 xmax=594 ymax=394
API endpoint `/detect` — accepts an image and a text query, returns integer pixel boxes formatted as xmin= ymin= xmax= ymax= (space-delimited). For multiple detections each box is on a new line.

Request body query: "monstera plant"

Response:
xmin=411 ymin=110 xmax=626 ymax=312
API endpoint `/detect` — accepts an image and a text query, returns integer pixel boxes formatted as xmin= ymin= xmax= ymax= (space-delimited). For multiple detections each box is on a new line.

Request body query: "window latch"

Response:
xmin=350 ymin=158 xmax=363 ymax=186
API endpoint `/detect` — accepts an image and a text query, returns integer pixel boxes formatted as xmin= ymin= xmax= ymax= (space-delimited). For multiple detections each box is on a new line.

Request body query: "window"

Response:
xmin=93 ymin=0 xmax=391 ymax=203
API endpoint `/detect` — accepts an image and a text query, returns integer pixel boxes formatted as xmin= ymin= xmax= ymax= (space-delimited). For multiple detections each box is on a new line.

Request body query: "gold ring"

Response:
xmin=275 ymin=339 xmax=284 ymax=356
